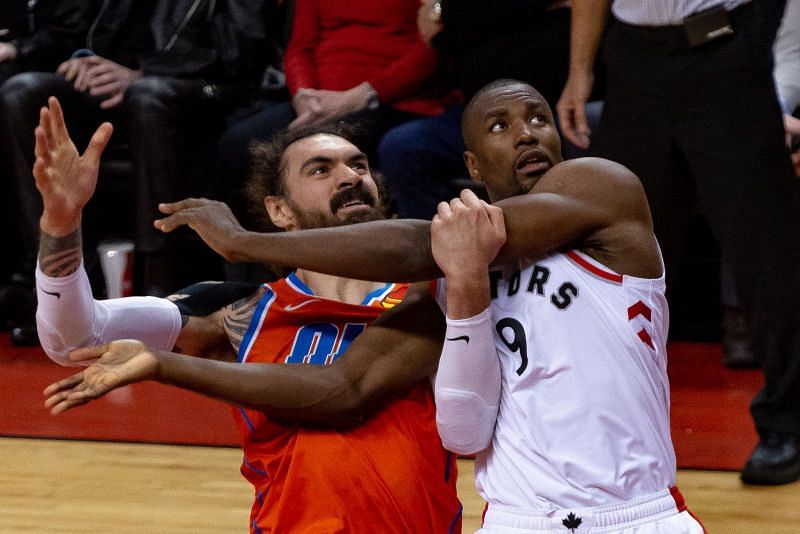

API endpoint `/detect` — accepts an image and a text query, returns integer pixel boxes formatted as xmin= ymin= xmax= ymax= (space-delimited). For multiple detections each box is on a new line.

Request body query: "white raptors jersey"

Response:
xmin=436 ymin=249 xmax=676 ymax=510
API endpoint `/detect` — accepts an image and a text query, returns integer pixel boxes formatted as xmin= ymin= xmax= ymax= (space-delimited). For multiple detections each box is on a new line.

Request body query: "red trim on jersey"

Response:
xmin=565 ymin=251 xmax=624 ymax=284
xmin=627 ymin=300 xmax=652 ymax=322
xmin=637 ymin=329 xmax=655 ymax=350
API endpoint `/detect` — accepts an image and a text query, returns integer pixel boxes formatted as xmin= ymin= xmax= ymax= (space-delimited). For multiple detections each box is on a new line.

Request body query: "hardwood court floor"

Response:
xmin=1 ymin=437 xmax=799 ymax=533
xmin=2 ymin=334 xmax=799 ymax=532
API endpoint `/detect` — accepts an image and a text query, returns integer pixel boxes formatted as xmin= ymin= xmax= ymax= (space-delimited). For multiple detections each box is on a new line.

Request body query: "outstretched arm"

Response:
xmin=33 ymin=98 xmax=196 ymax=364
xmin=155 ymin=198 xmax=441 ymax=282
xmin=45 ymin=284 xmax=446 ymax=427
xmin=156 ymin=157 xmax=659 ymax=283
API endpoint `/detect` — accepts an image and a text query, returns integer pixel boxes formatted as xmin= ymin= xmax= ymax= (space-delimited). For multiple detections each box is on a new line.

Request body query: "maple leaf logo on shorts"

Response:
xmin=562 ymin=512 xmax=582 ymax=532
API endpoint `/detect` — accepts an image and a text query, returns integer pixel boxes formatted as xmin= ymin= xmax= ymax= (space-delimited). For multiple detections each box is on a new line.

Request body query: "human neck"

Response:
xmin=293 ymin=269 xmax=388 ymax=305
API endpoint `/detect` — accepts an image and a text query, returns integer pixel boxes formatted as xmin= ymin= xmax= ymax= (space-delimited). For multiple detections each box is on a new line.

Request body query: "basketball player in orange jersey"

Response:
xmin=35 ymin=97 xmax=462 ymax=533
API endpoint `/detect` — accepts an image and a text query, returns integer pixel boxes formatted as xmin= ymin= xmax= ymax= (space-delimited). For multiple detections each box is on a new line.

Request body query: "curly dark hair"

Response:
xmin=244 ymin=120 xmax=393 ymax=231
xmin=239 ymin=121 xmax=395 ymax=278
xmin=246 ymin=121 xmax=361 ymax=208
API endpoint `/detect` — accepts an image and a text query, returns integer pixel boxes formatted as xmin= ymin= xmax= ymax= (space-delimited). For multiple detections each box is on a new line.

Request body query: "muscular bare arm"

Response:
xmin=158 ymin=158 xmax=660 ymax=281
xmin=155 ymin=199 xmax=439 ymax=282
xmin=45 ymin=284 xmax=446 ymax=427
xmin=492 ymin=158 xmax=661 ymax=278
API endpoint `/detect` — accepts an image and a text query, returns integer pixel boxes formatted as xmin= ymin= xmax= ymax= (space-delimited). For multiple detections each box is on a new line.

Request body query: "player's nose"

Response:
xmin=514 ymin=120 xmax=539 ymax=148
xmin=334 ymin=163 xmax=362 ymax=188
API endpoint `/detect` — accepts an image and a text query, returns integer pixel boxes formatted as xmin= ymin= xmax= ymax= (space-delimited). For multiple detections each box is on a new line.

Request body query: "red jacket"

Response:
xmin=284 ymin=0 xmax=445 ymax=117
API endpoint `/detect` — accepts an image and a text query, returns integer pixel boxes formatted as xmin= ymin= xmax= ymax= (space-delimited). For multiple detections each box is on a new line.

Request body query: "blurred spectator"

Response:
xmin=215 ymin=0 xmax=444 ymax=283
xmin=284 ymin=0 xmax=444 ymax=136
xmin=557 ymin=0 xmax=800 ymax=485
xmin=775 ymin=0 xmax=800 ymax=116
xmin=0 ymin=0 xmax=84 ymax=81
xmin=776 ymin=0 xmax=800 ymax=176
xmin=0 ymin=0 xmax=84 ymax=335
xmin=213 ymin=0 xmax=446 ymax=246
xmin=377 ymin=0 xmax=595 ymax=220
xmin=0 ymin=0 xmax=276 ymax=343
xmin=722 ymin=0 xmax=800 ymax=369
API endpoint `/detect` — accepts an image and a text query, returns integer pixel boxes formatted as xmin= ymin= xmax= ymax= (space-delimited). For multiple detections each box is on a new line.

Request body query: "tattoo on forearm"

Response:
xmin=223 ymin=290 xmax=262 ymax=353
xmin=39 ymin=229 xmax=82 ymax=277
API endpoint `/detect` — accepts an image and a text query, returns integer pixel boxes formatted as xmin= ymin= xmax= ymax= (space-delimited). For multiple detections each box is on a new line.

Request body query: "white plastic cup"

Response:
xmin=97 ymin=240 xmax=135 ymax=299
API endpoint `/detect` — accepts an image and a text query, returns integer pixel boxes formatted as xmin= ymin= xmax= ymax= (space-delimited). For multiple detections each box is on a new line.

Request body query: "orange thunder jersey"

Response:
xmin=234 ymin=273 xmax=462 ymax=534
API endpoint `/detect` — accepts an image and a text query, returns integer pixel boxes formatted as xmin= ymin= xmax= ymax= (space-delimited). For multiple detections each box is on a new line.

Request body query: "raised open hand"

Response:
xmin=43 ymin=340 xmax=159 ymax=415
xmin=33 ymin=97 xmax=113 ymax=236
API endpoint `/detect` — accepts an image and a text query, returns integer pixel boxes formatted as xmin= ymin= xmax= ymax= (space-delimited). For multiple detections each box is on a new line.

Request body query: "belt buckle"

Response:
xmin=683 ymin=6 xmax=734 ymax=47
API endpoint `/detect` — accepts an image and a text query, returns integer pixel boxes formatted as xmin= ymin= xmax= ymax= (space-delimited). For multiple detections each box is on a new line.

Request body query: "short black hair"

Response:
xmin=461 ymin=78 xmax=540 ymax=150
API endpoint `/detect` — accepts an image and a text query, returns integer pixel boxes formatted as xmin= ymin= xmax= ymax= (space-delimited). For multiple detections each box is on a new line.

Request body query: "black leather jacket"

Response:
xmin=2 ymin=0 xmax=85 ymax=71
xmin=83 ymin=0 xmax=274 ymax=85
xmin=430 ymin=0 xmax=580 ymax=102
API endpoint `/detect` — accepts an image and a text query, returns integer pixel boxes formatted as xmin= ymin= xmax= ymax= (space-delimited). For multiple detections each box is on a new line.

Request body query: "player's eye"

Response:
xmin=350 ymin=161 xmax=367 ymax=171
xmin=530 ymin=114 xmax=546 ymax=125
xmin=309 ymin=166 xmax=328 ymax=176
xmin=490 ymin=121 xmax=506 ymax=132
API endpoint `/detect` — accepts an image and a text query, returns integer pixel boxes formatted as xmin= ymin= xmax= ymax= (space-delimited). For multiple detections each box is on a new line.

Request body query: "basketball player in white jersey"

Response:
xmin=94 ymin=79 xmax=705 ymax=532
xmin=426 ymin=80 xmax=705 ymax=533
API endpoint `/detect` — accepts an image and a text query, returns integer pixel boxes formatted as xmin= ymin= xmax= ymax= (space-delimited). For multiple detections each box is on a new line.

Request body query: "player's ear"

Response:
xmin=463 ymin=151 xmax=482 ymax=183
xmin=264 ymin=196 xmax=296 ymax=230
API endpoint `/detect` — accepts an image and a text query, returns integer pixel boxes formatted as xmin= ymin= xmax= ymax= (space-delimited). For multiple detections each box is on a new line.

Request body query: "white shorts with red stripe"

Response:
xmin=477 ymin=487 xmax=705 ymax=534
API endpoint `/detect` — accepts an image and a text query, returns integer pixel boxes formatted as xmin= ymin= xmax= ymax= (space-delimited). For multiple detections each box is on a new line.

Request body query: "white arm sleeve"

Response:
xmin=35 ymin=261 xmax=183 ymax=366
xmin=434 ymin=307 xmax=501 ymax=455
